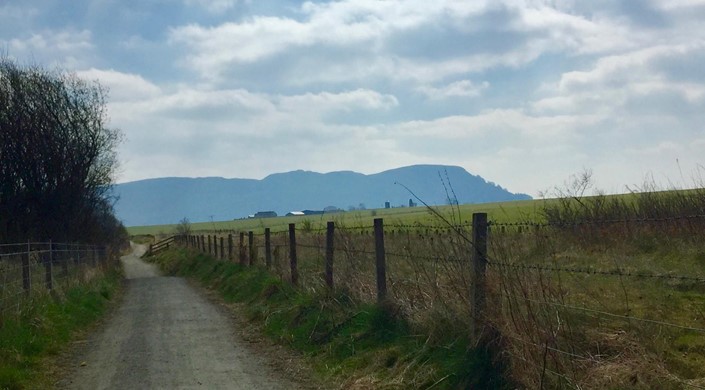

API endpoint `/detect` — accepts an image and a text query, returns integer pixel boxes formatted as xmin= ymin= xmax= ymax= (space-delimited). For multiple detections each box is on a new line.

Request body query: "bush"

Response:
xmin=0 ymin=58 xmax=125 ymax=245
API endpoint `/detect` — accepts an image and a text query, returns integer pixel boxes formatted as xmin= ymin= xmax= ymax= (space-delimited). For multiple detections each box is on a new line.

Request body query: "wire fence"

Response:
xmin=0 ymin=241 xmax=113 ymax=319
xmin=177 ymin=213 xmax=705 ymax=388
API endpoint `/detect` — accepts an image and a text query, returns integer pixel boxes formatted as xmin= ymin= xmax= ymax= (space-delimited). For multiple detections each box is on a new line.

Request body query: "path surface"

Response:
xmin=59 ymin=243 xmax=302 ymax=389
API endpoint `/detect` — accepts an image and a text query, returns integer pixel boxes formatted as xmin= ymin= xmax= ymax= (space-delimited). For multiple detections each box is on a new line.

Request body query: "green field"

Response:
xmin=130 ymin=189 xmax=705 ymax=388
xmin=126 ymin=198 xmax=541 ymax=236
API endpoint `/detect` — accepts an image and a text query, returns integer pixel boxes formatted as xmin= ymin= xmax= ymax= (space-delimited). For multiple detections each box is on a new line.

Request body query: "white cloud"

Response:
xmin=169 ymin=18 xmax=311 ymax=65
xmin=169 ymin=0 xmax=604 ymax=85
xmin=5 ymin=0 xmax=705 ymax=197
xmin=277 ymin=89 xmax=398 ymax=112
xmin=77 ymin=68 xmax=162 ymax=102
xmin=2 ymin=29 xmax=94 ymax=69
xmin=417 ymin=80 xmax=489 ymax=100
xmin=530 ymin=40 xmax=705 ymax=122
xmin=8 ymin=29 xmax=92 ymax=54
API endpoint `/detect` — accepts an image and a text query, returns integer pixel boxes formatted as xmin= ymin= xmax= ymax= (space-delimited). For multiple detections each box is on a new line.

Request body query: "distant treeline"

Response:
xmin=0 ymin=58 xmax=126 ymax=245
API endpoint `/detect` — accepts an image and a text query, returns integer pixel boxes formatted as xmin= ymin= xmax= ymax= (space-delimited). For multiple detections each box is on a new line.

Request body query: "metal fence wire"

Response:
xmin=181 ymin=214 xmax=705 ymax=389
xmin=0 ymin=241 xmax=111 ymax=318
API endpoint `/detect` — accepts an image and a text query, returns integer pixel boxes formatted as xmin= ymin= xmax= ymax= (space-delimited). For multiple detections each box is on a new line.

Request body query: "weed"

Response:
xmin=0 ymin=266 xmax=122 ymax=389
xmin=149 ymin=248 xmax=512 ymax=388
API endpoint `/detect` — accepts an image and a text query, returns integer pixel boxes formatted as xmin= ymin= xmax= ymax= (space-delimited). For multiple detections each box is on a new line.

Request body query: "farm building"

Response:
xmin=286 ymin=211 xmax=305 ymax=216
xmin=254 ymin=211 xmax=278 ymax=218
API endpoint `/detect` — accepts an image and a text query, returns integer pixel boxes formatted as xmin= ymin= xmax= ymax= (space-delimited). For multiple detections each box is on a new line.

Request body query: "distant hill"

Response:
xmin=113 ymin=165 xmax=531 ymax=226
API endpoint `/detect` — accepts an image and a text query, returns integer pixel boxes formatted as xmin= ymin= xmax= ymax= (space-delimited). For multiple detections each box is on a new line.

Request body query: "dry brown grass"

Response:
xmin=187 ymin=197 xmax=705 ymax=389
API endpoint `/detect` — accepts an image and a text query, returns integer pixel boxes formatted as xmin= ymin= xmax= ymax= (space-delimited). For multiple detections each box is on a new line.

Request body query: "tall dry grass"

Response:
xmin=188 ymin=181 xmax=705 ymax=388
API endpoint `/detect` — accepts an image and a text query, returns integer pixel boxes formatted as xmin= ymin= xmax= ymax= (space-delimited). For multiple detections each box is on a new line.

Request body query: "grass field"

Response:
xmin=132 ymin=189 xmax=705 ymax=388
xmin=126 ymin=198 xmax=541 ymax=236
xmin=0 ymin=265 xmax=122 ymax=389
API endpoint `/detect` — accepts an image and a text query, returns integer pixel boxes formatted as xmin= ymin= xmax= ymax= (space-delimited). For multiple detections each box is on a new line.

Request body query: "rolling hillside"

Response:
xmin=113 ymin=164 xmax=531 ymax=226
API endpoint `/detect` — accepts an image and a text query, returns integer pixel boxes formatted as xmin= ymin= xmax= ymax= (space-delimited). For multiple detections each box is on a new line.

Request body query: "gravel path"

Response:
xmin=59 ymin=243 xmax=303 ymax=389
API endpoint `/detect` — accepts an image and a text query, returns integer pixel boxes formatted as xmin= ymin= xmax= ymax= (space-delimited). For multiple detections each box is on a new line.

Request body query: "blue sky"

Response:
xmin=2 ymin=0 xmax=704 ymax=196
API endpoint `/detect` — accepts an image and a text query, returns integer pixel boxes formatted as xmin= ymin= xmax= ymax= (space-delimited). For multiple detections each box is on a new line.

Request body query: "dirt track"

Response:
xmin=58 ymin=243 xmax=303 ymax=389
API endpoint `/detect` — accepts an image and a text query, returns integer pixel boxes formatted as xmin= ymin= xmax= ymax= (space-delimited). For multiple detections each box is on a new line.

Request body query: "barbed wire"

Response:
xmin=385 ymin=251 xmax=465 ymax=263
xmin=505 ymin=325 xmax=705 ymax=389
xmin=492 ymin=214 xmax=705 ymax=228
xmin=486 ymin=259 xmax=705 ymax=283
xmin=387 ymin=223 xmax=471 ymax=230
xmin=502 ymin=332 xmax=590 ymax=361
xmin=499 ymin=293 xmax=705 ymax=333
xmin=296 ymin=243 xmax=325 ymax=250
xmin=490 ymin=221 xmax=551 ymax=228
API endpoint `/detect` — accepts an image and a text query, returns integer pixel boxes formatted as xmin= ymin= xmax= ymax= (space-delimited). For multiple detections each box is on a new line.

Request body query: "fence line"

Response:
xmin=174 ymin=212 xmax=705 ymax=388
xmin=178 ymin=213 xmax=704 ymax=319
xmin=487 ymin=260 xmax=705 ymax=282
xmin=0 ymin=241 xmax=112 ymax=317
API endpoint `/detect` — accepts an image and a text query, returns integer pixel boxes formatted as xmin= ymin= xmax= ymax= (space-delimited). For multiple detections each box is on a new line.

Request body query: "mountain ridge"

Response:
xmin=113 ymin=164 xmax=531 ymax=226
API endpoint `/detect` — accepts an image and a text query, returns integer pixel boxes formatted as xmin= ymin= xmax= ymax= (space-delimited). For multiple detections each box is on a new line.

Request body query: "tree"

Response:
xmin=175 ymin=217 xmax=192 ymax=236
xmin=0 ymin=58 xmax=124 ymax=244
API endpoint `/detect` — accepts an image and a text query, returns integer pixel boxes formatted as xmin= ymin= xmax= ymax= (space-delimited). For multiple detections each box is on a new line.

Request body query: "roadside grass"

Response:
xmin=0 ymin=266 xmax=122 ymax=390
xmin=148 ymin=248 xmax=512 ymax=389
xmin=485 ymin=188 xmax=705 ymax=388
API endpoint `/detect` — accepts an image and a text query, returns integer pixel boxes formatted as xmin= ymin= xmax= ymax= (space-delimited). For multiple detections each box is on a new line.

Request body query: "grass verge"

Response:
xmin=0 ymin=266 xmax=123 ymax=390
xmin=148 ymin=248 xmax=511 ymax=389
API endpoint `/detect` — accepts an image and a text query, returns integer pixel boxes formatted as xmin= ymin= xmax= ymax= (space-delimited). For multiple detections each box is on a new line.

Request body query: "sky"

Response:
xmin=1 ymin=0 xmax=704 ymax=197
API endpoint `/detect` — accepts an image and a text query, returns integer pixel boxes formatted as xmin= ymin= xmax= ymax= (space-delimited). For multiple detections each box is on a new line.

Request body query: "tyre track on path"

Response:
xmin=58 ymin=243 xmax=305 ymax=389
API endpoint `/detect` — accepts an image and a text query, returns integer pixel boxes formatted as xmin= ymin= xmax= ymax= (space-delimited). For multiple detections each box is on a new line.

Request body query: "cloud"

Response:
xmin=4 ymin=0 xmax=704 ymax=197
xmin=77 ymin=68 xmax=162 ymax=102
xmin=7 ymin=29 xmax=92 ymax=53
xmin=417 ymin=80 xmax=490 ymax=100
xmin=169 ymin=1 xmax=612 ymax=86
xmin=532 ymin=42 xmax=705 ymax=118
xmin=2 ymin=29 xmax=93 ymax=68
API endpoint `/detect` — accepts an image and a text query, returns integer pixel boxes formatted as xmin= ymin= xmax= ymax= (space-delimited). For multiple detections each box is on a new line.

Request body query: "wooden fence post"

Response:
xmin=289 ymin=223 xmax=298 ymax=286
xmin=22 ymin=241 xmax=31 ymax=293
xmin=325 ymin=221 xmax=335 ymax=290
xmin=239 ymin=232 xmax=246 ymax=265
xmin=208 ymin=235 xmax=212 ymax=255
xmin=264 ymin=228 xmax=272 ymax=269
xmin=214 ymin=235 xmax=219 ymax=258
xmin=248 ymin=231 xmax=255 ymax=265
xmin=220 ymin=237 xmax=224 ymax=260
xmin=471 ymin=212 xmax=488 ymax=341
xmin=374 ymin=218 xmax=387 ymax=302
xmin=45 ymin=241 xmax=53 ymax=290
xmin=228 ymin=234 xmax=233 ymax=261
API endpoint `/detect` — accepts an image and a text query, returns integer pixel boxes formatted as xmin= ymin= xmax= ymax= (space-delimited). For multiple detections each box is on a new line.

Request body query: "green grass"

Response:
xmin=485 ymin=220 xmax=705 ymax=388
xmin=0 ymin=266 xmax=123 ymax=390
xmin=148 ymin=248 xmax=512 ymax=389
xmin=127 ymin=198 xmax=541 ymax=236
xmin=126 ymin=188 xmax=705 ymax=237
xmin=133 ymin=187 xmax=705 ymax=388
